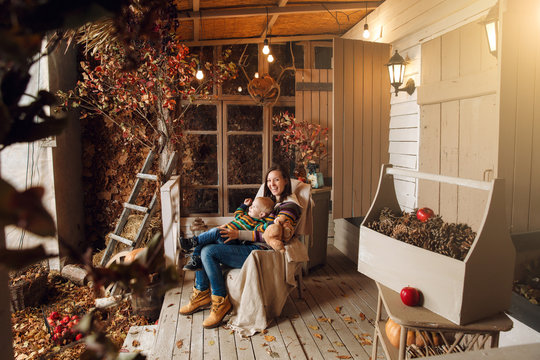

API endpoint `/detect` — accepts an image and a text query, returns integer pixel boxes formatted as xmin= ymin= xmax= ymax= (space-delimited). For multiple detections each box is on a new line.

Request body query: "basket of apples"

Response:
xmin=46 ymin=311 xmax=84 ymax=345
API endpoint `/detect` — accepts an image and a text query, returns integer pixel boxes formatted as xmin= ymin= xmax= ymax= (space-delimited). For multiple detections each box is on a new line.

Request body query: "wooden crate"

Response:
xmin=358 ymin=164 xmax=515 ymax=325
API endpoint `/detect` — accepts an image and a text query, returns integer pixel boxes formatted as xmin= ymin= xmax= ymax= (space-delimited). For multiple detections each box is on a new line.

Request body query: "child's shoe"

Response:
xmin=183 ymin=255 xmax=203 ymax=271
xmin=179 ymin=236 xmax=198 ymax=251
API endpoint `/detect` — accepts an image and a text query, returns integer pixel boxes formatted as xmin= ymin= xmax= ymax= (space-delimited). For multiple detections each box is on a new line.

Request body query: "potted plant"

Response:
xmin=272 ymin=112 xmax=329 ymax=182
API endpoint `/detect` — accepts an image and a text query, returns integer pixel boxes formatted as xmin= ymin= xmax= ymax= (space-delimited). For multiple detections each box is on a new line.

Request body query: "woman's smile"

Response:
xmin=267 ymin=170 xmax=286 ymax=198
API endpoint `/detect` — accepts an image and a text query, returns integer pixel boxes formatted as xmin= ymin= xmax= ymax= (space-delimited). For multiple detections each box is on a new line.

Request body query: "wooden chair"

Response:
xmin=225 ymin=179 xmax=312 ymax=336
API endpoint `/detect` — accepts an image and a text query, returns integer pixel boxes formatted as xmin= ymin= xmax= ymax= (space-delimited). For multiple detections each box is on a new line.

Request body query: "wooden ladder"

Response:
xmin=99 ymin=149 xmax=178 ymax=267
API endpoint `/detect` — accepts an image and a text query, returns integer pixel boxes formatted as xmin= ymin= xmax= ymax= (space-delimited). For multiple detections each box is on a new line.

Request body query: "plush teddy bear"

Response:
xmin=262 ymin=215 xmax=296 ymax=253
xmin=262 ymin=223 xmax=285 ymax=253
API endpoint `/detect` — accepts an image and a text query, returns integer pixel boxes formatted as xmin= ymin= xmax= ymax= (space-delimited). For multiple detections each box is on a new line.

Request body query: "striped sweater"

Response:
xmin=225 ymin=204 xmax=275 ymax=232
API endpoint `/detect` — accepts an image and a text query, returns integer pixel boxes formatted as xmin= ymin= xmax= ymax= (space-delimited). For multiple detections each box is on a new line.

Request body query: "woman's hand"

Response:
xmin=220 ymin=227 xmax=239 ymax=243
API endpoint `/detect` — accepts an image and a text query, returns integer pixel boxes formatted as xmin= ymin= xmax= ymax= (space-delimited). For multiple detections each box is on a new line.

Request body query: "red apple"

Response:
xmin=52 ymin=334 xmax=59 ymax=342
xmin=61 ymin=315 xmax=70 ymax=324
xmin=71 ymin=315 xmax=79 ymax=321
xmin=50 ymin=311 xmax=60 ymax=320
xmin=416 ymin=207 xmax=435 ymax=222
xmin=54 ymin=325 xmax=63 ymax=334
xmin=400 ymin=286 xmax=421 ymax=306
xmin=75 ymin=333 xmax=83 ymax=341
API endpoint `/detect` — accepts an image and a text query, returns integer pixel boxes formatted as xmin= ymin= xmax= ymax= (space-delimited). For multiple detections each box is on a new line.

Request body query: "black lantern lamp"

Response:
xmin=386 ymin=50 xmax=415 ymax=97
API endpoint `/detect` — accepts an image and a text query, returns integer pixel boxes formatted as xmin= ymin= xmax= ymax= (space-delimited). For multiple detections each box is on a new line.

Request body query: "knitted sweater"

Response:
xmin=225 ymin=204 xmax=275 ymax=232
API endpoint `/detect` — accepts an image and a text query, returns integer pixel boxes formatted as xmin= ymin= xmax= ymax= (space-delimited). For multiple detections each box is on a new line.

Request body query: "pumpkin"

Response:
xmin=384 ymin=318 xmax=415 ymax=348
xmin=124 ymin=248 xmax=145 ymax=264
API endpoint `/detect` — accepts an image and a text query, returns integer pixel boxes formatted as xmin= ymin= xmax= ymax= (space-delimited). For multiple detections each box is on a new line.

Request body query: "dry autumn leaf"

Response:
xmin=308 ymin=325 xmax=319 ymax=330
xmin=314 ymin=333 xmax=323 ymax=340
xmin=264 ymin=335 xmax=276 ymax=342
xmin=328 ymin=349 xmax=337 ymax=352
xmin=262 ymin=329 xmax=268 ymax=334
xmin=209 ymin=340 xmax=215 ymax=345
xmin=132 ymin=340 xmax=140 ymax=347
xmin=176 ymin=340 xmax=183 ymax=349
xmin=318 ymin=316 xmax=333 ymax=323
xmin=337 ymin=356 xmax=352 ymax=359
xmin=344 ymin=317 xmax=355 ymax=323
xmin=359 ymin=312 xmax=366 ymax=321
xmin=334 ymin=306 xmax=342 ymax=314
xmin=334 ymin=341 xmax=344 ymax=347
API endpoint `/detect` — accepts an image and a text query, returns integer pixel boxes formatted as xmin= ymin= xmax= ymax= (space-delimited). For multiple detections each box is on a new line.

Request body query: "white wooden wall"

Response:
xmin=344 ymin=0 xmax=498 ymax=215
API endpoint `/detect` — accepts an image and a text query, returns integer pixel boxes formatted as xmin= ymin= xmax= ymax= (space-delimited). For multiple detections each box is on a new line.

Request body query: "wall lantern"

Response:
xmin=386 ymin=50 xmax=415 ymax=96
xmin=482 ymin=2 xmax=499 ymax=57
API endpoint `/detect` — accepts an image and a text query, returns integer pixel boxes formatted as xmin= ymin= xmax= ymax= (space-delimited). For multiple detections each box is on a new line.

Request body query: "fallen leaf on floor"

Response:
xmin=334 ymin=306 xmax=342 ymax=314
xmin=264 ymin=335 xmax=276 ymax=342
xmin=262 ymin=329 xmax=268 ymax=334
xmin=176 ymin=340 xmax=183 ymax=349
xmin=337 ymin=356 xmax=352 ymax=359
xmin=318 ymin=316 xmax=333 ymax=323
xmin=359 ymin=312 xmax=366 ymax=321
xmin=209 ymin=340 xmax=215 ymax=345
xmin=308 ymin=325 xmax=319 ymax=330
xmin=132 ymin=340 xmax=140 ymax=347
xmin=266 ymin=348 xmax=280 ymax=358
xmin=167 ymin=303 xmax=174 ymax=307
xmin=239 ymin=347 xmax=247 ymax=350
xmin=314 ymin=333 xmax=323 ymax=340
xmin=344 ymin=316 xmax=355 ymax=323
xmin=327 ymin=349 xmax=337 ymax=352
xmin=334 ymin=341 xmax=344 ymax=347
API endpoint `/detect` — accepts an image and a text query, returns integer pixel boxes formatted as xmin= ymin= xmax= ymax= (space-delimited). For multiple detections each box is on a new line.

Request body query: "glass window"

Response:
xmin=228 ymin=188 xmax=259 ymax=213
xmin=180 ymin=134 xmax=218 ymax=185
xmin=181 ymin=188 xmax=219 ymax=214
xmin=227 ymin=135 xmax=263 ymax=185
xmin=227 ymin=105 xmax=263 ymax=131
xmin=269 ymin=42 xmax=304 ymax=97
xmin=315 ymin=46 xmax=333 ymax=69
xmin=182 ymin=104 xmax=217 ymax=131
xmin=222 ymin=44 xmax=258 ymax=95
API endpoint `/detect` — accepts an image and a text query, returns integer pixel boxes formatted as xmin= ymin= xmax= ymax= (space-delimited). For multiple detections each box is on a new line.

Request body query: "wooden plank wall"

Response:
xmin=332 ymin=38 xmax=391 ymax=219
xmin=295 ymin=69 xmax=333 ymax=180
xmin=417 ymin=21 xmax=498 ymax=231
xmin=388 ymin=44 xmax=420 ymax=212
xmin=498 ymin=0 xmax=540 ymax=233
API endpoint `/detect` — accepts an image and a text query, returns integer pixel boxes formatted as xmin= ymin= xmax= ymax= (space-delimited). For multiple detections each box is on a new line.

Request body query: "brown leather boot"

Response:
xmin=202 ymin=295 xmax=232 ymax=328
xmin=179 ymin=287 xmax=211 ymax=315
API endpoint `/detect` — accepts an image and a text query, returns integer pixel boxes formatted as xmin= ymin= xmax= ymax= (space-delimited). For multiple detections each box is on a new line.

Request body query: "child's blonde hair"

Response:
xmin=254 ymin=197 xmax=275 ymax=216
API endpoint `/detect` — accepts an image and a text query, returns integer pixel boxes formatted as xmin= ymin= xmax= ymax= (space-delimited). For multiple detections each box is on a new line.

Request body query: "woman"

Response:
xmin=179 ymin=163 xmax=302 ymax=329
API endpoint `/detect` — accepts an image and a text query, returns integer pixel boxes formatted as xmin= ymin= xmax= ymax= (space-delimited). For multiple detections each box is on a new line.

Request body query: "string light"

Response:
xmin=195 ymin=64 xmax=204 ymax=80
xmin=254 ymin=72 xmax=259 ymax=78
xmin=262 ymin=39 xmax=270 ymax=55
xmin=267 ymin=54 xmax=274 ymax=63
xmin=238 ymin=86 xmax=243 ymax=92
xmin=363 ymin=2 xmax=370 ymax=39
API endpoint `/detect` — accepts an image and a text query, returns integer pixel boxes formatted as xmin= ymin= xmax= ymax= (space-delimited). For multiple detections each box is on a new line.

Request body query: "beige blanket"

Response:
xmin=225 ymin=238 xmax=309 ymax=336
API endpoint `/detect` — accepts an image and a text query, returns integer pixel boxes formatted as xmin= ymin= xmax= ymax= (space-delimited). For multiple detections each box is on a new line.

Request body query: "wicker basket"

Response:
xmin=10 ymin=272 xmax=48 ymax=311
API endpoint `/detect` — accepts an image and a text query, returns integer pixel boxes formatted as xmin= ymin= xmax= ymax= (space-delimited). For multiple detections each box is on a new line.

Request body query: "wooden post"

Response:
xmin=0 ymin=230 xmax=14 ymax=360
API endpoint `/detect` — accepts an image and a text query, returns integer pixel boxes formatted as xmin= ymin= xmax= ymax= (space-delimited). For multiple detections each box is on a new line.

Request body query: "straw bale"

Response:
xmin=92 ymin=212 xmax=162 ymax=266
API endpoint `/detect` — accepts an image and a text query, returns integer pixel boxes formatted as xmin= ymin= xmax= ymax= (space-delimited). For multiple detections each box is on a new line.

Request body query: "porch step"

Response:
xmin=118 ymin=325 xmax=158 ymax=359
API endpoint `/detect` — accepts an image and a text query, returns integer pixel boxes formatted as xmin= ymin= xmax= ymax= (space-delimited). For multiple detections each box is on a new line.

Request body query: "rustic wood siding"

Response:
xmin=417 ymin=21 xmax=498 ymax=231
xmin=295 ymin=69 xmax=333 ymax=179
xmin=332 ymin=38 xmax=390 ymax=219
xmin=499 ymin=0 xmax=540 ymax=233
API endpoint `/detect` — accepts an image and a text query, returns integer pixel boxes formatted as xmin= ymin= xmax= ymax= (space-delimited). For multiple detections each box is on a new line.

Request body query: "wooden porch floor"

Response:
xmin=148 ymin=245 xmax=386 ymax=360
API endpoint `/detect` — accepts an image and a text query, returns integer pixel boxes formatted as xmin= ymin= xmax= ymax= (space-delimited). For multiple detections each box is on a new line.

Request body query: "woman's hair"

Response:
xmin=263 ymin=163 xmax=293 ymax=201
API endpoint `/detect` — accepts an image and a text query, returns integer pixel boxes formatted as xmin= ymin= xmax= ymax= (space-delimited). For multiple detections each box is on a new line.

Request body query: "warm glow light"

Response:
xmin=195 ymin=69 xmax=204 ymax=80
xmin=238 ymin=86 xmax=243 ymax=92
xmin=262 ymin=39 xmax=270 ymax=55
xmin=267 ymin=54 xmax=274 ymax=63
xmin=363 ymin=23 xmax=370 ymax=39
xmin=254 ymin=72 xmax=259 ymax=78
xmin=485 ymin=21 xmax=497 ymax=53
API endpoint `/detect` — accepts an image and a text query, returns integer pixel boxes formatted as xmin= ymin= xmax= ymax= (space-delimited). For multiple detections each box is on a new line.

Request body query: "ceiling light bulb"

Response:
xmin=254 ymin=72 xmax=259 ymax=78
xmin=267 ymin=54 xmax=274 ymax=63
xmin=196 ymin=69 xmax=204 ymax=80
xmin=262 ymin=39 xmax=270 ymax=55
xmin=238 ymin=86 xmax=243 ymax=92
xmin=363 ymin=23 xmax=370 ymax=39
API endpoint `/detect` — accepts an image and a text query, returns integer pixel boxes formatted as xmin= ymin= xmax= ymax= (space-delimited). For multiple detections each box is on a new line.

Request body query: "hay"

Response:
xmin=92 ymin=212 xmax=162 ymax=266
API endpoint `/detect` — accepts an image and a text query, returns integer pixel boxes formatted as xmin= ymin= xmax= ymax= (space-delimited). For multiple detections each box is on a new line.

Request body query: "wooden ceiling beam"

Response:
xmin=193 ymin=0 xmax=200 ymax=41
xmin=178 ymin=1 xmax=382 ymax=20
xmin=261 ymin=0 xmax=288 ymax=39
xmin=183 ymin=34 xmax=337 ymax=47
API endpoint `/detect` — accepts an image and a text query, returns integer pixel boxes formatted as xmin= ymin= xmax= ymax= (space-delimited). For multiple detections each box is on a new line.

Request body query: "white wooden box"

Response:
xmin=358 ymin=165 xmax=516 ymax=325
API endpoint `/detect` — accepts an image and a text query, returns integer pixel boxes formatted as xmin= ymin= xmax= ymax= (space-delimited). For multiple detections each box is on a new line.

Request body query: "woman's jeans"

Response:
xmin=192 ymin=227 xmax=237 ymax=257
xmin=195 ymin=242 xmax=261 ymax=297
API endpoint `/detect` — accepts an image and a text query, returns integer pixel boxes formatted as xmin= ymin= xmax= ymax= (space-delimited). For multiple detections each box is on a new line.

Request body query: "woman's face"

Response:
xmin=267 ymin=170 xmax=287 ymax=198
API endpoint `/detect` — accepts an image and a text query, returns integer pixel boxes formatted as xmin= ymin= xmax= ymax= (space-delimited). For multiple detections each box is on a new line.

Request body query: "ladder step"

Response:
xmin=109 ymin=234 xmax=135 ymax=247
xmin=124 ymin=203 xmax=150 ymax=213
xmin=136 ymin=173 xmax=158 ymax=181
